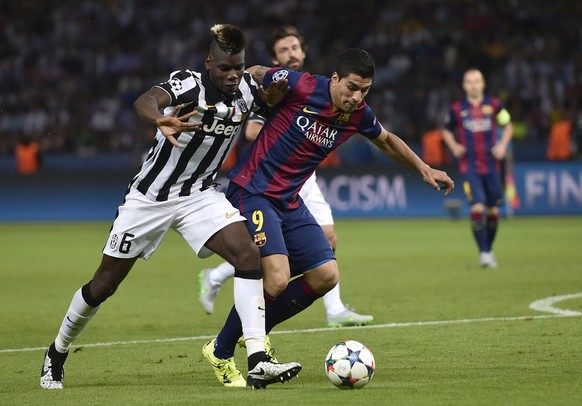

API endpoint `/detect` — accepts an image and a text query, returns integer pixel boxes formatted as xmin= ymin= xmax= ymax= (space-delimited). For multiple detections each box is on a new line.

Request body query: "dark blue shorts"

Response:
xmin=462 ymin=172 xmax=504 ymax=207
xmin=227 ymin=183 xmax=335 ymax=277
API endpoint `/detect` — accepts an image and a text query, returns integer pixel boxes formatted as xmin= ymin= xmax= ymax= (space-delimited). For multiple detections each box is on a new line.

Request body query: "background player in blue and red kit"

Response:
xmin=203 ymin=48 xmax=454 ymax=387
xmin=442 ymin=68 xmax=513 ymax=268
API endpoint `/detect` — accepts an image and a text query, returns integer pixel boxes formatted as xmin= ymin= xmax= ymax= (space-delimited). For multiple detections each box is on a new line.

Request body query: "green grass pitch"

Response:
xmin=1 ymin=217 xmax=581 ymax=405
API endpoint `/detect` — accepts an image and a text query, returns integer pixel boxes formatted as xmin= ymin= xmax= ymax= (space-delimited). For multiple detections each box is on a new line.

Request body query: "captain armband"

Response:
xmin=496 ymin=108 xmax=511 ymax=126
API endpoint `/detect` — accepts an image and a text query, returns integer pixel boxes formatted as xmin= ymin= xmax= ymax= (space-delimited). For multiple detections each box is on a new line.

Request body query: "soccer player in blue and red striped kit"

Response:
xmin=203 ymin=48 xmax=454 ymax=388
xmin=442 ymin=68 xmax=513 ymax=268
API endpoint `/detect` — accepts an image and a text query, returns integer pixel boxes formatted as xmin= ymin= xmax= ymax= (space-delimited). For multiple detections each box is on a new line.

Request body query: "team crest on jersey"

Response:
xmin=272 ymin=69 xmax=289 ymax=82
xmin=482 ymin=105 xmax=494 ymax=115
xmin=254 ymin=232 xmax=267 ymax=247
xmin=335 ymin=112 xmax=351 ymax=126
xmin=236 ymin=97 xmax=249 ymax=115
xmin=169 ymin=78 xmax=182 ymax=92
xmin=110 ymin=234 xmax=119 ymax=250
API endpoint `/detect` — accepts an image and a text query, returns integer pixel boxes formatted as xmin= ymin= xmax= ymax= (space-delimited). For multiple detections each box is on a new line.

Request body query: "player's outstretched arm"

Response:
xmin=133 ymin=88 xmax=202 ymax=147
xmin=247 ymin=65 xmax=271 ymax=85
xmin=371 ymin=127 xmax=455 ymax=195
xmin=247 ymin=65 xmax=290 ymax=106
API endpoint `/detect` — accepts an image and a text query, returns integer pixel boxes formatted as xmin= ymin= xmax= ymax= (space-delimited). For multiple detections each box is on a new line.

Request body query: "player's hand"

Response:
xmin=259 ymin=79 xmax=290 ymax=107
xmin=491 ymin=144 xmax=507 ymax=160
xmin=155 ymin=105 xmax=203 ymax=147
xmin=420 ymin=166 xmax=455 ymax=196
xmin=451 ymin=143 xmax=466 ymax=159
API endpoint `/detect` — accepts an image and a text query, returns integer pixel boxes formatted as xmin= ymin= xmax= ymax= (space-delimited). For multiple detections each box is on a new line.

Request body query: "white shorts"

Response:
xmin=103 ymin=186 xmax=246 ymax=260
xmin=299 ymin=172 xmax=334 ymax=226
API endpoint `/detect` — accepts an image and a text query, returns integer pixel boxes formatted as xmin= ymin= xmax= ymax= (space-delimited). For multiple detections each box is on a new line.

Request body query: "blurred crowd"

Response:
xmin=2 ymin=0 xmax=582 ymax=163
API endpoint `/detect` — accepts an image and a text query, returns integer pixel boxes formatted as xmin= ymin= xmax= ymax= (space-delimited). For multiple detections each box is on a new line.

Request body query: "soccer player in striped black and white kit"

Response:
xmin=40 ymin=24 xmax=300 ymax=390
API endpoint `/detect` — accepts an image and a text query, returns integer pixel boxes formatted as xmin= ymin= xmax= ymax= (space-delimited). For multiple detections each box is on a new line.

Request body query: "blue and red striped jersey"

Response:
xmin=444 ymin=96 xmax=504 ymax=175
xmin=228 ymin=68 xmax=382 ymax=208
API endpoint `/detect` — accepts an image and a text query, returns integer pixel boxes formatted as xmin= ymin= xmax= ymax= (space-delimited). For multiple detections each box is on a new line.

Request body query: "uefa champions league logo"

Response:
xmin=170 ymin=78 xmax=183 ymax=92
xmin=272 ymin=69 xmax=289 ymax=82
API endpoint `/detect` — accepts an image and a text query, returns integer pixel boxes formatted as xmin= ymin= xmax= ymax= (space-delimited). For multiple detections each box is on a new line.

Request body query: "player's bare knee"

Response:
xmin=322 ymin=268 xmax=339 ymax=292
xmin=487 ymin=206 xmax=499 ymax=216
xmin=470 ymin=203 xmax=485 ymax=213
xmin=91 ymin=258 xmax=132 ymax=302
xmin=88 ymin=277 xmax=118 ymax=303
xmin=305 ymin=262 xmax=338 ymax=294
xmin=264 ymin=274 xmax=289 ymax=297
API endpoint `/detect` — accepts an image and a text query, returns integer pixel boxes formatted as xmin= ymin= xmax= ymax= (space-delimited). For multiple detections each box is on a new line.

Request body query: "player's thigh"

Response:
xmin=231 ymin=186 xmax=292 ymax=293
xmin=462 ymin=173 xmax=486 ymax=207
xmin=174 ymin=188 xmax=248 ymax=259
xmin=284 ymin=204 xmax=335 ymax=278
xmin=103 ymin=189 xmax=174 ymax=260
xmin=483 ymin=173 xmax=504 ymax=207
xmin=261 ymin=253 xmax=291 ymax=295
xmin=204 ymin=221 xmax=260 ymax=270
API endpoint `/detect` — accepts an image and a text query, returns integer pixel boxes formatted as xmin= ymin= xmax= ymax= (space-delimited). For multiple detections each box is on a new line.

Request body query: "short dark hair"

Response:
xmin=210 ymin=24 xmax=245 ymax=55
xmin=267 ymin=25 xmax=307 ymax=59
xmin=335 ymin=48 xmax=375 ymax=79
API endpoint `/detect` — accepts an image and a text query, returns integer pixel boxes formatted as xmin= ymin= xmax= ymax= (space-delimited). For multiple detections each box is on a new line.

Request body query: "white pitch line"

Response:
xmin=529 ymin=292 xmax=582 ymax=316
xmin=1 ymin=313 xmax=579 ymax=355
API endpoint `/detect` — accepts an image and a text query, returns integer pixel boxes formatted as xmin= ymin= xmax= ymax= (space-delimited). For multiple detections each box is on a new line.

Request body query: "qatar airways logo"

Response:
xmin=296 ymin=116 xmax=338 ymax=148
xmin=463 ymin=117 xmax=492 ymax=132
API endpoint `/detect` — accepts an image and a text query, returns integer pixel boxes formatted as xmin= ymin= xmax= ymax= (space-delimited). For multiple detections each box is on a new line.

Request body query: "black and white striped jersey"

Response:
xmin=132 ymin=69 xmax=261 ymax=201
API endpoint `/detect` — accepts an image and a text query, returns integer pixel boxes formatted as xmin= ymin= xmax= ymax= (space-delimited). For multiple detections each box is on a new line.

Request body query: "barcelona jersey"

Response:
xmin=228 ymin=68 xmax=382 ymax=209
xmin=444 ymin=97 xmax=506 ymax=175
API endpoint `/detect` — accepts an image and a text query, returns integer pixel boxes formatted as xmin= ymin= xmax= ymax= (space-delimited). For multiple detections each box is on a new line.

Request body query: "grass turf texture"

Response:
xmin=1 ymin=217 xmax=581 ymax=405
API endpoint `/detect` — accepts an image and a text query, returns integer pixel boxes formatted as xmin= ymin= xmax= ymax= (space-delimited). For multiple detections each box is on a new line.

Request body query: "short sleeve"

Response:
xmin=358 ymin=106 xmax=382 ymax=139
xmin=154 ymin=70 xmax=199 ymax=106
xmin=443 ymin=106 xmax=457 ymax=131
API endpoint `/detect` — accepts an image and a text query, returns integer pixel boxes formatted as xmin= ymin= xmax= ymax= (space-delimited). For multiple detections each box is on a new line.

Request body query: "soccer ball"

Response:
xmin=325 ymin=340 xmax=375 ymax=389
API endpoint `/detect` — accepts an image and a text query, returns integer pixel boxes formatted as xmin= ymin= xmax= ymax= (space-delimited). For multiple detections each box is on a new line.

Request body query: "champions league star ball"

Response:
xmin=325 ymin=340 xmax=375 ymax=389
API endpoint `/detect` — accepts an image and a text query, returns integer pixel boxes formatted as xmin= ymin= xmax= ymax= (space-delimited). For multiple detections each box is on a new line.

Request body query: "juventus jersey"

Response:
xmin=132 ymin=69 xmax=260 ymax=201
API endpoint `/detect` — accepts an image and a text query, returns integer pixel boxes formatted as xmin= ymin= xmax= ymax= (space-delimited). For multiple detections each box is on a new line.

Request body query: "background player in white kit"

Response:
xmin=40 ymin=24 xmax=300 ymax=390
xmin=199 ymin=26 xmax=373 ymax=328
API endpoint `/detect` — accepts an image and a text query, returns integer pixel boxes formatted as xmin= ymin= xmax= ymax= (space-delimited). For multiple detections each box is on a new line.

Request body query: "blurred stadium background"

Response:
xmin=1 ymin=0 xmax=581 ymax=220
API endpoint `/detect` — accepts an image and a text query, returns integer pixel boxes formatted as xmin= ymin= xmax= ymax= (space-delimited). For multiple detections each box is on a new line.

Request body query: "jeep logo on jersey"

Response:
xmin=296 ymin=116 xmax=338 ymax=148
xmin=202 ymin=118 xmax=241 ymax=137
